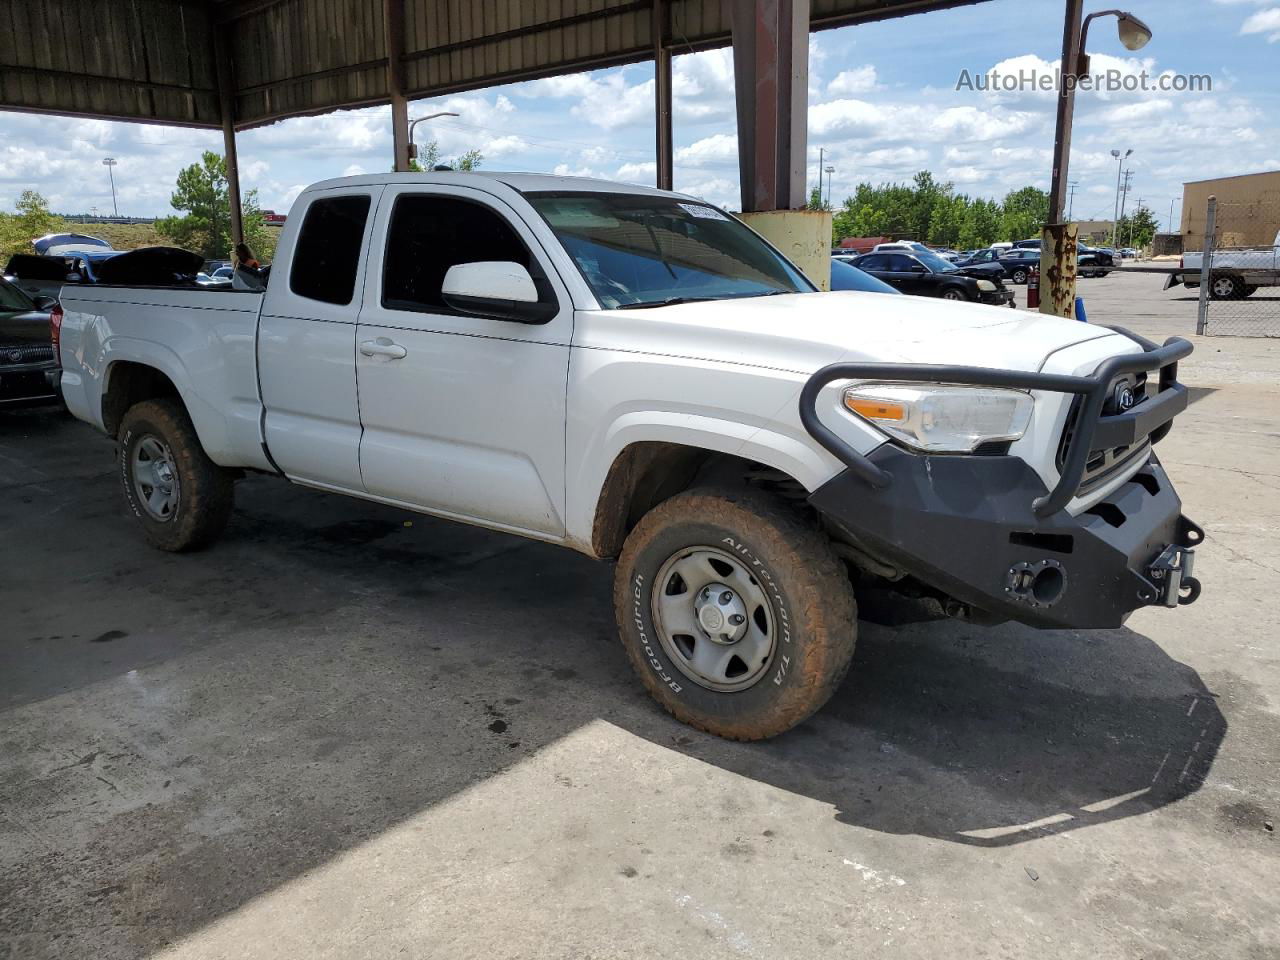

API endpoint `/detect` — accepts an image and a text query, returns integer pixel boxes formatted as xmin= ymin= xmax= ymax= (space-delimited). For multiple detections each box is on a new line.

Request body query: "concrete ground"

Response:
xmin=2 ymin=270 xmax=1277 ymax=959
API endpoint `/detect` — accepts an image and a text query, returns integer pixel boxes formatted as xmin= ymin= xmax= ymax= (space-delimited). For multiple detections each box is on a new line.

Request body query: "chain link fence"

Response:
xmin=1195 ymin=195 xmax=1280 ymax=337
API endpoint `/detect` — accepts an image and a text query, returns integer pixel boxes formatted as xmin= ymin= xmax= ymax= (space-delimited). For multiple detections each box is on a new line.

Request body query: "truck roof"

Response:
xmin=304 ymin=171 xmax=698 ymax=201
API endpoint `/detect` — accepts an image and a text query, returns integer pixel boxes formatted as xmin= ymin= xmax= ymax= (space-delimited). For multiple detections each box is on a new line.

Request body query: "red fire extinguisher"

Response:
xmin=1027 ymin=265 xmax=1040 ymax=309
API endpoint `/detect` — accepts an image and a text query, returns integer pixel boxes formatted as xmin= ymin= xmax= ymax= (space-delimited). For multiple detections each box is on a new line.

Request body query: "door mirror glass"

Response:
xmin=441 ymin=261 xmax=555 ymax=323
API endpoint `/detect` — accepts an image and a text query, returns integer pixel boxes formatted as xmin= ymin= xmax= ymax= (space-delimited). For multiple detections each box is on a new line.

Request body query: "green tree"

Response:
xmin=1116 ymin=204 xmax=1159 ymax=249
xmin=958 ymin=198 xmax=1001 ymax=248
xmin=806 ymin=184 xmax=832 ymax=212
xmin=155 ymin=151 xmax=272 ymax=261
xmin=999 ymin=186 xmax=1049 ymax=244
xmin=0 ymin=190 xmax=65 ymax=261
xmin=408 ymin=140 xmax=483 ymax=172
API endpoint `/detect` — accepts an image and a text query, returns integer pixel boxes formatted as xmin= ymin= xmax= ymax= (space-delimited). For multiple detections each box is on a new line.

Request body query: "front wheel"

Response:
xmin=940 ymin=287 xmax=970 ymax=301
xmin=614 ymin=486 xmax=856 ymax=740
xmin=119 ymin=399 xmax=234 ymax=552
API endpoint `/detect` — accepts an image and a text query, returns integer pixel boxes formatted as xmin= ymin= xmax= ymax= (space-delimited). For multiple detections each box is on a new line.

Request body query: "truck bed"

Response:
xmin=58 ymin=285 xmax=272 ymax=471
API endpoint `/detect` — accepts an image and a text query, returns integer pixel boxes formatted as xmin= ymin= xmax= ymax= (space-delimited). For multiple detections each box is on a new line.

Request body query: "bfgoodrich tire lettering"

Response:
xmin=118 ymin=399 xmax=234 ymax=552
xmin=614 ymin=486 xmax=856 ymax=740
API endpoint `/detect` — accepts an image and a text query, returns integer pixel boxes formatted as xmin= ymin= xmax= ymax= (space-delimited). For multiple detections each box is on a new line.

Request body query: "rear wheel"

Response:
xmin=614 ymin=486 xmax=856 ymax=740
xmin=118 ymin=399 xmax=234 ymax=552
xmin=1210 ymin=274 xmax=1244 ymax=300
xmin=1011 ymin=268 xmax=1029 ymax=285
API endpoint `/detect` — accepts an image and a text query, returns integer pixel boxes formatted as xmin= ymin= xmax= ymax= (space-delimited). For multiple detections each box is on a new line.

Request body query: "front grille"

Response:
xmin=0 ymin=343 xmax=55 ymax=365
xmin=1057 ymin=372 xmax=1150 ymax=494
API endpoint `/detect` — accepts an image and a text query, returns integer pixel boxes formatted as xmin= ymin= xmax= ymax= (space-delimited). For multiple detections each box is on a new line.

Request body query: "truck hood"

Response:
xmin=575 ymin=291 xmax=1125 ymax=374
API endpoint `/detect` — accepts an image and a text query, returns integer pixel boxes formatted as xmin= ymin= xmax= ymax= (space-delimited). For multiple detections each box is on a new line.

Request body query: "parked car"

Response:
xmin=32 ymin=233 xmax=112 ymax=256
xmin=0 ymin=276 xmax=60 ymax=404
xmin=954 ymin=247 xmax=1003 ymax=267
xmin=1119 ymin=248 xmax=1138 ymax=259
xmin=1165 ymin=229 xmax=1280 ymax=299
xmin=4 ymin=253 xmax=77 ymax=301
xmin=57 ymin=172 xmax=1203 ymax=740
xmin=824 ymin=249 xmax=1014 ymax=304
xmin=829 ymin=257 xmax=900 ymax=294
xmin=995 ymin=248 xmax=1042 ymax=285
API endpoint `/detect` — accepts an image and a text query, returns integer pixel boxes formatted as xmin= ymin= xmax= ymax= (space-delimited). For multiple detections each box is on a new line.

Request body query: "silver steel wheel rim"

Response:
xmin=1013 ymin=270 xmax=1027 ymax=283
xmin=1212 ymin=278 xmax=1234 ymax=297
xmin=131 ymin=435 xmax=180 ymax=522
xmin=651 ymin=546 xmax=777 ymax=692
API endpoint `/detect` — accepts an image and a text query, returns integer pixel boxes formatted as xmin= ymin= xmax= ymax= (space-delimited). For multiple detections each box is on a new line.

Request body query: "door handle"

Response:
xmin=360 ymin=337 xmax=407 ymax=360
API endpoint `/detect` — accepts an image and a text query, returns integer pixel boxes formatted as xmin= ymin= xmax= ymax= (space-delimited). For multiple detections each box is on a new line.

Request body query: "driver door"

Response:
xmin=354 ymin=185 xmax=573 ymax=539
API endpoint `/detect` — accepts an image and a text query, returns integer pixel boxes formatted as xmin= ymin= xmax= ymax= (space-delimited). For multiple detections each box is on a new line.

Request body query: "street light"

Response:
xmin=102 ymin=157 xmax=119 ymax=217
xmin=824 ymin=165 xmax=835 ymax=209
xmin=1042 ymin=5 xmax=1154 ymax=317
xmin=1110 ymin=148 xmax=1133 ymax=247
xmin=407 ymin=111 xmax=459 ymax=167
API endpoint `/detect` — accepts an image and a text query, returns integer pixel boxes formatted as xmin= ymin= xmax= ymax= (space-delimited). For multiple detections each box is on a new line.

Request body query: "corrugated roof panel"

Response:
xmin=0 ymin=0 xmax=988 ymax=129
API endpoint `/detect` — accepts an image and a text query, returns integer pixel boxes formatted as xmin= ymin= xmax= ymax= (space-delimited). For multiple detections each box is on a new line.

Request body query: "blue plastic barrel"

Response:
xmin=1074 ymin=296 xmax=1087 ymax=323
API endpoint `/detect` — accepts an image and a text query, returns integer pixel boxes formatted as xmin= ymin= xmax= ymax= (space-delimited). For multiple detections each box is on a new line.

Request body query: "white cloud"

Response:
xmin=674 ymin=134 xmax=738 ymax=167
xmin=342 ymin=164 xmax=366 ymax=177
xmin=1240 ymin=7 xmax=1280 ymax=40
xmin=615 ymin=161 xmax=656 ymax=183
xmin=827 ymin=66 xmax=880 ymax=95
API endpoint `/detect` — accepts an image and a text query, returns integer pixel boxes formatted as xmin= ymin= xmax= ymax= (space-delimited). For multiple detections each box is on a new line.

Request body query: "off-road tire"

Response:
xmin=614 ymin=485 xmax=856 ymax=740
xmin=118 ymin=399 xmax=234 ymax=552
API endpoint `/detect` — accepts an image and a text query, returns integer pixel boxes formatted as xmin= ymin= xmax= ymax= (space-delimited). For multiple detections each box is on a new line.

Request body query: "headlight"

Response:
xmin=843 ymin=383 xmax=1034 ymax=452
xmin=976 ymin=279 xmax=997 ymax=291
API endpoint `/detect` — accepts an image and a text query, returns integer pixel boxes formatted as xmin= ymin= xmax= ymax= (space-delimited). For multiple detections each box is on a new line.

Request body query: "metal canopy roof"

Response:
xmin=0 ymin=0 xmax=985 ymax=131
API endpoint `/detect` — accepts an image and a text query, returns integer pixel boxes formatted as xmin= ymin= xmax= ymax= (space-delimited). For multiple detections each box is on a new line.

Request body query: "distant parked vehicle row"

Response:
xmin=849 ymin=249 xmax=1015 ymax=305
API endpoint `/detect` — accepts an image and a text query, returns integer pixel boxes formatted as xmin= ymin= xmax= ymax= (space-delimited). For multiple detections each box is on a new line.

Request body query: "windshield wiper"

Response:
xmin=615 ymin=296 xmax=720 ymax=309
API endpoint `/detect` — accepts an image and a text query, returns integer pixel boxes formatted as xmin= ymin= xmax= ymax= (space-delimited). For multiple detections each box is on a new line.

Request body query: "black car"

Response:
xmin=997 ymin=248 xmax=1042 ymax=285
xmin=0 ymin=277 xmax=60 ymax=404
xmin=853 ymin=250 xmax=1015 ymax=305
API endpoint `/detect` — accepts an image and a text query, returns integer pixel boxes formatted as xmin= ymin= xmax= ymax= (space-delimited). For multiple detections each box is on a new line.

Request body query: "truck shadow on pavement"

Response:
xmin=0 ymin=409 xmax=1230 ymax=957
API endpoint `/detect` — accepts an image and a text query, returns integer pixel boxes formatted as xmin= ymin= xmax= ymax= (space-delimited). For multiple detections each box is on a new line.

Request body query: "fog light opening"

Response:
xmin=1031 ymin=565 xmax=1065 ymax=605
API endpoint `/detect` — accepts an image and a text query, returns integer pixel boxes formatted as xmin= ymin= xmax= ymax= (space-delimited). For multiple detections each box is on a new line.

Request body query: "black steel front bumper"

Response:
xmin=800 ymin=327 xmax=1204 ymax=629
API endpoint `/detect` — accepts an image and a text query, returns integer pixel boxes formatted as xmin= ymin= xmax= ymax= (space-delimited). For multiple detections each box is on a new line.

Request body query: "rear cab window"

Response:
xmin=290 ymin=195 xmax=372 ymax=305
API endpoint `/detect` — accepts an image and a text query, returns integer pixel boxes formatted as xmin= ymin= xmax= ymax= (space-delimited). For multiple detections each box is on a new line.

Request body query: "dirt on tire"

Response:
xmin=614 ymin=484 xmax=856 ymax=741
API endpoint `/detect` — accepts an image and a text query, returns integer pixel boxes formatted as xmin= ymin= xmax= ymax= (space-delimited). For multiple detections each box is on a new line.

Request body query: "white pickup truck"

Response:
xmin=1165 ymin=229 xmax=1280 ymax=299
xmin=58 ymin=172 xmax=1203 ymax=740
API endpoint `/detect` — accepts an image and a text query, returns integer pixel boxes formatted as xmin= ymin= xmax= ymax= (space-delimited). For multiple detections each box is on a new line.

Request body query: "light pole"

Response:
xmin=1110 ymin=148 xmax=1132 ymax=247
xmin=1168 ymin=196 xmax=1180 ymax=234
xmin=1042 ymin=6 xmax=1151 ymax=316
xmin=407 ymin=112 xmax=459 ymax=168
xmin=102 ymin=157 xmax=119 ymax=216
xmin=816 ymin=146 xmax=825 ymax=207
xmin=824 ymin=165 xmax=835 ymax=209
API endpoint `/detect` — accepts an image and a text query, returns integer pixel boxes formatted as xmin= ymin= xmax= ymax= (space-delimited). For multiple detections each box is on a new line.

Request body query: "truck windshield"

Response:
xmin=526 ymin=192 xmax=813 ymax=309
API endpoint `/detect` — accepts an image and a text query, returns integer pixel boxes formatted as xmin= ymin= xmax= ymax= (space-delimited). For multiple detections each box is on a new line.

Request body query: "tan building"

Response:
xmin=1181 ymin=169 xmax=1280 ymax=247
xmin=1074 ymin=219 xmax=1115 ymax=244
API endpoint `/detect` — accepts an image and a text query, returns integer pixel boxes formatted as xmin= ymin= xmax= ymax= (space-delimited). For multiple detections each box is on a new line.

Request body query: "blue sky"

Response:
xmin=1 ymin=0 xmax=1277 ymax=231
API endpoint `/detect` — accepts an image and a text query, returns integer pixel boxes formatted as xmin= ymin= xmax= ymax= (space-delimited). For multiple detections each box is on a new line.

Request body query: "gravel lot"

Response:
xmin=2 ymin=269 xmax=1277 ymax=959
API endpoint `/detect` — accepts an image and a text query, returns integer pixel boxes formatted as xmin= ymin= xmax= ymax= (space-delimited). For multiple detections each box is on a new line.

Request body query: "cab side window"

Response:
xmin=290 ymin=195 xmax=371 ymax=305
xmin=382 ymin=195 xmax=536 ymax=315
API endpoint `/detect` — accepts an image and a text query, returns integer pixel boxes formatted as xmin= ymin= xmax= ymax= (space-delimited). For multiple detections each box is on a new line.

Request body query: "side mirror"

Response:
xmin=441 ymin=261 xmax=556 ymax=324
xmin=31 ymin=295 xmax=57 ymax=311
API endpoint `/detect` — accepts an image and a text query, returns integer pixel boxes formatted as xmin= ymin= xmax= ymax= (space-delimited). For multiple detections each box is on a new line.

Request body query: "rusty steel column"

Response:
xmin=1041 ymin=222 xmax=1079 ymax=319
xmin=212 ymin=30 xmax=244 ymax=249
xmin=384 ymin=0 xmax=411 ymax=172
xmin=654 ymin=0 xmax=673 ymax=190
xmin=731 ymin=0 xmax=809 ymax=211
xmin=1041 ymin=0 xmax=1084 ymax=317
